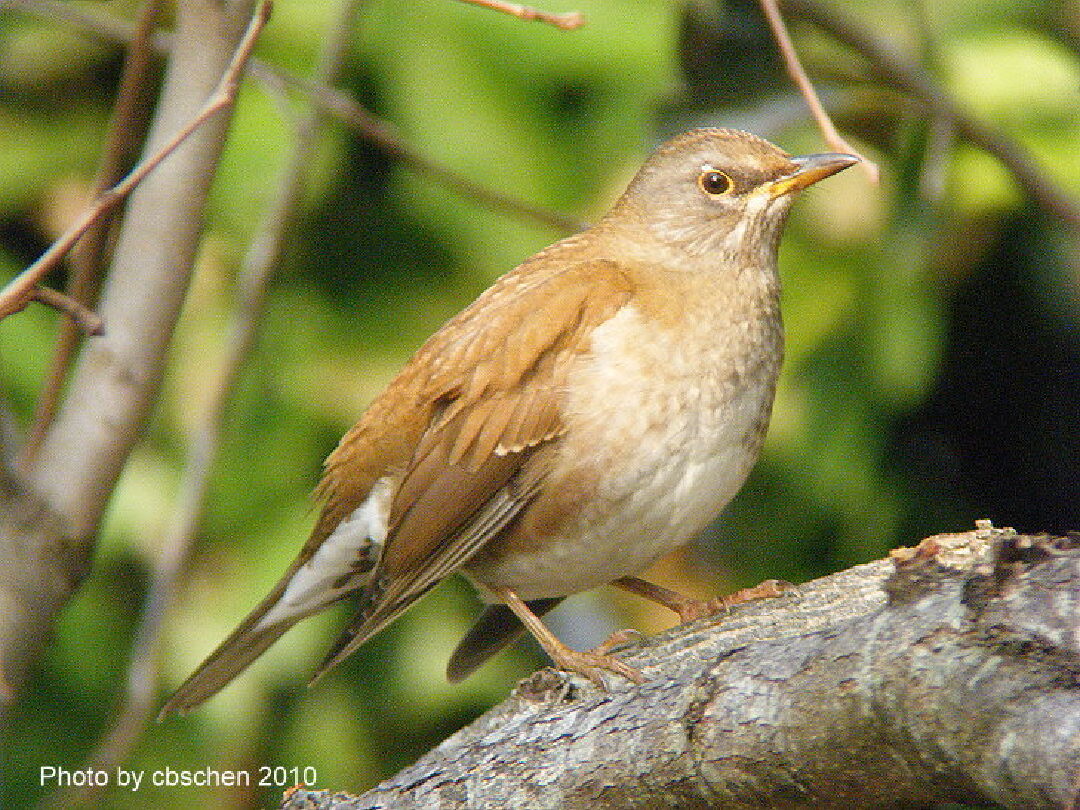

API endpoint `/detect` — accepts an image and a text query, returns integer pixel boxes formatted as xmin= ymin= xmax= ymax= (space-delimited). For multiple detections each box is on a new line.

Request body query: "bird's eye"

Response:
xmin=698 ymin=169 xmax=733 ymax=196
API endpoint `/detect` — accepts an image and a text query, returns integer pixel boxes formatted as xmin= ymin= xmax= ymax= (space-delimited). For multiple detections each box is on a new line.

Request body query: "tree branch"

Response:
xmin=48 ymin=3 xmax=362 ymax=806
xmin=758 ymin=0 xmax=879 ymax=182
xmin=21 ymin=0 xmax=165 ymax=469
xmin=281 ymin=526 xmax=1080 ymax=809
xmin=26 ymin=287 xmax=105 ymax=336
xmin=5 ymin=0 xmax=580 ymax=234
xmin=455 ymin=0 xmax=585 ymax=30
xmin=0 ymin=1 xmax=270 ymax=327
xmin=0 ymin=0 xmax=266 ymax=701
xmin=247 ymin=64 xmax=582 ymax=232
xmin=781 ymin=0 xmax=1080 ymax=230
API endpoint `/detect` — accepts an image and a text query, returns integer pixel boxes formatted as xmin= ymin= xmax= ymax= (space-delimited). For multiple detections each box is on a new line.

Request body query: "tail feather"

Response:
xmin=308 ymin=579 xmax=438 ymax=686
xmin=308 ymin=612 xmax=397 ymax=687
xmin=157 ymin=617 xmax=300 ymax=719
xmin=446 ymin=597 xmax=563 ymax=682
xmin=159 ymin=493 xmax=385 ymax=718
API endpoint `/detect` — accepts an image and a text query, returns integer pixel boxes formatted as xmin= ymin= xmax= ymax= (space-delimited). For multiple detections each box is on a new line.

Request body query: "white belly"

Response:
xmin=467 ymin=304 xmax=778 ymax=600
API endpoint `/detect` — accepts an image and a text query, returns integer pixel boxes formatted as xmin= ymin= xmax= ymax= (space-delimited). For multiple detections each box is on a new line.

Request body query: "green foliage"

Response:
xmin=2 ymin=0 xmax=1077 ymax=806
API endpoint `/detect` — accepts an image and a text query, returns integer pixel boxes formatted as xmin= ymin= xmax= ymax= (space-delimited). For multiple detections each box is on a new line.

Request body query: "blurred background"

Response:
xmin=1 ymin=0 xmax=1077 ymax=806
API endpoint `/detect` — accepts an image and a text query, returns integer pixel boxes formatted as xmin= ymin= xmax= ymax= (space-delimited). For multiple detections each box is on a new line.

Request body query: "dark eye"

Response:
xmin=698 ymin=169 xmax=733 ymax=196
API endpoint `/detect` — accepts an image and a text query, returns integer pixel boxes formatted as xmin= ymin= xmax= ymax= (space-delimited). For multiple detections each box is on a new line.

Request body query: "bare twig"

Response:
xmin=250 ymin=64 xmax=583 ymax=232
xmin=0 ymin=0 xmax=267 ymax=705
xmin=759 ymin=0 xmax=879 ymax=182
xmin=14 ymin=0 xmax=1077 ymax=229
xmin=456 ymin=0 xmax=585 ymax=30
xmin=28 ymin=287 xmax=105 ymax=335
xmin=51 ymin=3 xmax=361 ymax=805
xmin=0 ymin=285 xmax=104 ymax=334
xmin=21 ymin=0 xmax=164 ymax=470
xmin=782 ymin=0 xmax=1080 ymax=229
xmin=7 ymin=0 xmax=579 ymax=233
xmin=0 ymin=1 xmax=273 ymax=325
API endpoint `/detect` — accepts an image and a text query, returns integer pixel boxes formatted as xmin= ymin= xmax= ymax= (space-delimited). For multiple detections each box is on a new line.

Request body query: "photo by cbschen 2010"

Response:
xmin=38 ymin=764 xmax=319 ymax=793
xmin=159 ymin=128 xmax=858 ymax=718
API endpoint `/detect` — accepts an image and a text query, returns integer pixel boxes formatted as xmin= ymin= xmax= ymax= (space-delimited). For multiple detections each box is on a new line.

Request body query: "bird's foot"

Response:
xmin=548 ymin=641 xmax=645 ymax=689
xmin=614 ymin=576 xmax=795 ymax=624
xmin=592 ymin=628 xmax=643 ymax=656
xmin=493 ymin=585 xmax=646 ymax=689
xmin=671 ymin=579 xmax=794 ymax=622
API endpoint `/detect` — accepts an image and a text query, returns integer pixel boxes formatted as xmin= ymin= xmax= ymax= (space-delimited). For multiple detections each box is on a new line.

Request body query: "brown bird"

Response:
xmin=160 ymin=128 xmax=857 ymax=716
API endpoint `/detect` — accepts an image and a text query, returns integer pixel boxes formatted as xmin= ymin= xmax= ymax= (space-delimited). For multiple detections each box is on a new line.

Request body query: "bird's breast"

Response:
xmin=468 ymin=300 xmax=782 ymax=600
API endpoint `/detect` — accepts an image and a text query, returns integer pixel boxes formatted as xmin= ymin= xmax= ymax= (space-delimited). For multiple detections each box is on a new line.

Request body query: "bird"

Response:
xmin=159 ymin=128 xmax=857 ymax=716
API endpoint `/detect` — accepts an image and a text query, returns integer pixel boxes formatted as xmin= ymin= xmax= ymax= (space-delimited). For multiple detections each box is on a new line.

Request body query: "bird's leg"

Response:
xmin=613 ymin=576 xmax=793 ymax=624
xmin=493 ymin=585 xmax=645 ymax=689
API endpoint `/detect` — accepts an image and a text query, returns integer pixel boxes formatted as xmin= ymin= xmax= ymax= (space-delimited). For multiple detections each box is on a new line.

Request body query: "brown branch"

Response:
xmin=281 ymin=526 xmax=1080 ymax=808
xmin=0 ymin=0 xmax=267 ymax=704
xmin=0 ymin=1 xmax=273 ymax=326
xmin=249 ymin=64 xmax=582 ymax=232
xmin=21 ymin=0 xmax=164 ymax=470
xmin=0 ymin=284 xmax=104 ymax=334
xmin=49 ymin=4 xmax=362 ymax=806
xmin=759 ymin=0 xmax=879 ymax=182
xmin=7 ymin=0 xmax=580 ymax=234
xmin=28 ymin=287 xmax=105 ymax=335
xmin=455 ymin=0 xmax=585 ymax=30
xmin=781 ymin=0 xmax=1080 ymax=230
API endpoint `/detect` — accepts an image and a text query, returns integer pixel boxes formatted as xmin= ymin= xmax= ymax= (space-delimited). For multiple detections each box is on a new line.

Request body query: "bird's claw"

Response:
xmin=551 ymin=645 xmax=645 ymax=689
xmin=593 ymin=628 xmax=643 ymax=656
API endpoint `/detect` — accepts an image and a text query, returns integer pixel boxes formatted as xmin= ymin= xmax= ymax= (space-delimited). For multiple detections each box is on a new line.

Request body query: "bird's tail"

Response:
xmin=157 ymin=615 xmax=301 ymax=719
xmin=446 ymin=597 xmax=562 ymax=682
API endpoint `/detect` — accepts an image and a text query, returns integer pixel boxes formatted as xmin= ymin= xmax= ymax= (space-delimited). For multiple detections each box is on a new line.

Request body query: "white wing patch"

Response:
xmin=255 ymin=476 xmax=393 ymax=630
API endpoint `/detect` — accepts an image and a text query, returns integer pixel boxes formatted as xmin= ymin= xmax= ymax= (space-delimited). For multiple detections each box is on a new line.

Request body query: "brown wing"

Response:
xmin=311 ymin=257 xmax=635 ymax=677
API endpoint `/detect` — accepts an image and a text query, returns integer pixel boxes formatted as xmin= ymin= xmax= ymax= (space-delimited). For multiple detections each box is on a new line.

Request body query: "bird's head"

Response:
xmin=609 ymin=128 xmax=858 ymax=260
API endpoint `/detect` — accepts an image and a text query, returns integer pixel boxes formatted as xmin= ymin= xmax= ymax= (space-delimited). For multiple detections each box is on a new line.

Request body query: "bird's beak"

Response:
xmin=767 ymin=152 xmax=860 ymax=197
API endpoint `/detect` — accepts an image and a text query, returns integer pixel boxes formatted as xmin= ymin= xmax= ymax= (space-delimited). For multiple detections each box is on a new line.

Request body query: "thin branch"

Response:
xmin=0 ymin=284 xmax=104 ymax=334
xmin=759 ymin=0 xmax=879 ymax=182
xmin=28 ymin=287 xmax=105 ymax=335
xmin=21 ymin=0 xmax=164 ymax=470
xmin=782 ymin=0 xmax=1080 ymax=230
xmin=0 ymin=0 xmax=268 ymax=706
xmin=14 ymin=0 xmax=1078 ymax=229
xmin=0 ymin=0 xmax=273 ymax=325
xmin=51 ymin=3 xmax=361 ymax=805
xmin=6 ymin=0 xmax=580 ymax=234
xmin=456 ymin=0 xmax=585 ymax=30
xmin=249 ymin=64 xmax=583 ymax=232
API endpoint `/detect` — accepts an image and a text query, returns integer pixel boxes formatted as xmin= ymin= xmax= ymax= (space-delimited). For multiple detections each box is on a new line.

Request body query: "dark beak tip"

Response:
xmin=792 ymin=152 xmax=861 ymax=171
xmin=764 ymin=151 xmax=861 ymax=196
xmin=770 ymin=151 xmax=861 ymax=193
